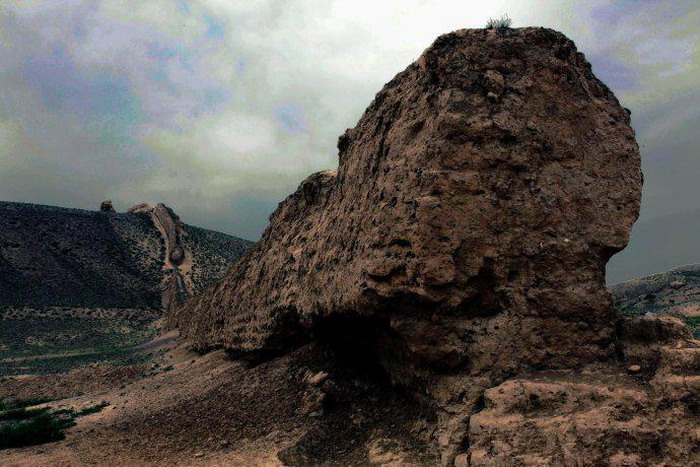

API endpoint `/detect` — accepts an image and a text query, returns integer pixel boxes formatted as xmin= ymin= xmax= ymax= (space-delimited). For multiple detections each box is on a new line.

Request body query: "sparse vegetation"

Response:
xmin=486 ymin=14 xmax=512 ymax=30
xmin=0 ymin=399 xmax=109 ymax=449
xmin=0 ymin=411 xmax=75 ymax=448
xmin=0 ymin=202 xmax=163 ymax=310
xmin=0 ymin=406 xmax=49 ymax=421
xmin=611 ymin=264 xmax=700 ymax=339
xmin=683 ymin=316 xmax=700 ymax=338
xmin=185 ymin=224 xmax=253 ymax=293
xmin=0 ymin=315 xmax=157 ymax=375
xmin=0 ymin=398 xmax=53 ymax=411
xmin=75 ymin=402 xmax=110 ymax=417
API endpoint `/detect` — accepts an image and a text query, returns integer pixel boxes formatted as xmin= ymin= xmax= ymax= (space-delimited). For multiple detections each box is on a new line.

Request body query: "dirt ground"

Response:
xmin=1 ymin=330 xmax=437 ymax=466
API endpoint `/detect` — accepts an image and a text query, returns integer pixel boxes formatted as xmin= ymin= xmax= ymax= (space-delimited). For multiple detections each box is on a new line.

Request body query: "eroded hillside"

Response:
xmin=0 ymin=201 xmax=252 ymax=375
xmin=611 ymin=263 xmax=700 ymax=337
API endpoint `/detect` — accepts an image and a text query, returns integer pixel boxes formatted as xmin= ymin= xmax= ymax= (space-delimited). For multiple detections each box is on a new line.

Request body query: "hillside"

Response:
xmin=610 ymin=263 xmax=700 ymax=337
xmin=0 ymin=200 xmax=252 ymax=375
xmin=0 ymin=202 xmax=163 ymax=310
xmin=0 ymin=201 xmax=252 ymax=311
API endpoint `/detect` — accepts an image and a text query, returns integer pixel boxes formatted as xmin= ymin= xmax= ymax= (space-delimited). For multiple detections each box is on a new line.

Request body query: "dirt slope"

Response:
xmin=0 ymin=201 xmax=252 ymax=313
xmin=0 ymin=201 xmax=252 ymax=376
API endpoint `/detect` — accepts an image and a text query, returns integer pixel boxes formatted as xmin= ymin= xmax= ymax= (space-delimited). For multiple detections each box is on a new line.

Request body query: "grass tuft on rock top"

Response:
xmin=486 ymin=14 xmax=512 ymax=30
xmin=0 ymin=398 xmax=109 ymax=449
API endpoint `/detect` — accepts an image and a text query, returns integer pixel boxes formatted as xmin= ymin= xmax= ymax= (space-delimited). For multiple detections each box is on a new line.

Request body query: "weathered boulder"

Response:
xmin=100 ymin=199 xmax=116 ymax=213
xmin=172 ymin=27 xmax=646 ymax=463
xmin=174 ymin=26 xmax=641 ymax=382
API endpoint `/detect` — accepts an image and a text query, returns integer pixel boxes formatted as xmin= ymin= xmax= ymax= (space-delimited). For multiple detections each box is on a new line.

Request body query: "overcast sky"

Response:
xmin=1 ymin=0 xmax=698 ymax=278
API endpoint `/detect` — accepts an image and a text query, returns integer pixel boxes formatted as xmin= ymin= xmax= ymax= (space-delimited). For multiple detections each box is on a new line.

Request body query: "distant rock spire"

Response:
xmin=100 ymin=200 xmax=116 ymax=213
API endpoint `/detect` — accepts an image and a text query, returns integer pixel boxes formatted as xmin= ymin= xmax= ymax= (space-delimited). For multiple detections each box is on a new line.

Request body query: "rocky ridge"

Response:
xmin=128 ymin=203 xmax=193 ymax=313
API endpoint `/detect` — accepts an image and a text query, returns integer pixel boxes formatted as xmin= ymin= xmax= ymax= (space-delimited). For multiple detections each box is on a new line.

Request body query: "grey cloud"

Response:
xmin=0 ymin=0 xmax=698 ymax=275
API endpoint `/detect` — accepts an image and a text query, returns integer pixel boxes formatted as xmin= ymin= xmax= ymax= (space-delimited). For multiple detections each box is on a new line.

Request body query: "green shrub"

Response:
xmin=0 ymin=406 xmax=49 ymax=421
xmin=677 ymin=316 xmax=700 ymax=338
xmin=0 ymin=400 xmax=108 ymax=449
xmin=684 ymin=316 xmax=700 ymax=327
xmin=0 ymin=398 xmax=53 ymax=411
xmin=0 ymin=413 xmax=75 ymax=449
xmin=75 ymin=402 xmax=109 ymax=417
xmin=486 ymin=14 xmax=512 ymax=30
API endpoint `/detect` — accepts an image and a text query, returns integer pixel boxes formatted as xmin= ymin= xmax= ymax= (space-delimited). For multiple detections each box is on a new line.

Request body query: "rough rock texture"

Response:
xmin=175 ymin=26 xmax=641 ymax=381
xmin=172 ymin=27 xmax=662 ymax=463
xmin=469 ymin=332 xmax=700 ymax=465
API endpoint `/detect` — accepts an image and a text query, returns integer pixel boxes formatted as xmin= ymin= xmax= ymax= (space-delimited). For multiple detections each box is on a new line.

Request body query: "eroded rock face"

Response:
xmin=172 ymin=27 xmax=645 ymax=463
xmin=469 ymin=336 xmax=700 ymax=465
xmin=174 ymin=26 xmax=641 ymax=380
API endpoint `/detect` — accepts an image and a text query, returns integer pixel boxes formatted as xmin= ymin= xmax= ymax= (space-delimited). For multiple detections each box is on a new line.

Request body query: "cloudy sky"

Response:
xmin=0 ymin=0 xmax=698 ymax=280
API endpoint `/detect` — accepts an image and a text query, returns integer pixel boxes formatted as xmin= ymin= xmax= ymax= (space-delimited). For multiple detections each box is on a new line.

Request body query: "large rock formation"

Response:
xmin=170 ymin=28 xmax=699 ymax=464
xmin=174 ymin=26 xmax=641 ymax=380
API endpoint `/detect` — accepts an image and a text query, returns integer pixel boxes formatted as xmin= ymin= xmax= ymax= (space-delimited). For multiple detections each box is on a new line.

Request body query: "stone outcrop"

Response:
xmin=174 ymin=26 xmax=641 ymax=380
xmin=100 ymin=199 xmax=116 ymax=213
xmin=169 ymin=28 xmax=691 ymax=463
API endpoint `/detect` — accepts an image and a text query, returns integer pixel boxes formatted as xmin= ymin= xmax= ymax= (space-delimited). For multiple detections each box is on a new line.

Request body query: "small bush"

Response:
xmin=75 ymin=402 xmax=109 ymax=417
xmin=0 ymin=400 xmax=108 ymax=449
xmin=486 ymin=14 xmax=512 ymax=30
xmin=683 ymin=315 xmax=700 ymax=338
xmin=0 ymin=413 xmax=75 ymax=449
xmin=0 ymin=406 xmax=49 ymax=421
xmin=0 ymin=398 xmax=53 ymax=411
